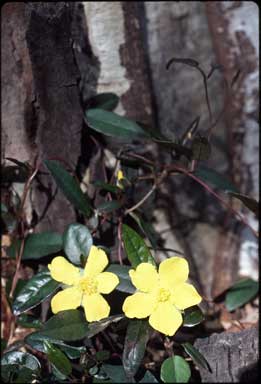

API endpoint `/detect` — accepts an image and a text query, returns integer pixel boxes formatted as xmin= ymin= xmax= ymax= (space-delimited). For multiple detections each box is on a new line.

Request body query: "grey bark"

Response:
xmin=194 ymin=327 xmax=259 ymax=382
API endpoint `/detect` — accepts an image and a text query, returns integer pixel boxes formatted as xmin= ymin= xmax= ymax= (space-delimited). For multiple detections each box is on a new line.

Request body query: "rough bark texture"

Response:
xmin=194 ymin=327 xmax=259 ymax=382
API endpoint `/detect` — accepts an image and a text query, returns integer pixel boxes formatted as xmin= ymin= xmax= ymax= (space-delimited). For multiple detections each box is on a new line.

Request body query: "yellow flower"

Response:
xmin=116 ymin=169 xmax=125 ymax=189
xmin=122 ymin=257 xmax=202 ymax=336
xmin=48 ymin=246 xmax=119 ymax=322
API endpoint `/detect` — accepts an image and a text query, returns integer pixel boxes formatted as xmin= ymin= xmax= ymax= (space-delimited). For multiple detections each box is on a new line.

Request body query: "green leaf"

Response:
xmin=87 ymin=93 xmax=119 ymax=111
xmin=12 ymin=269 xmax=60 ymax=316
xmin=95 ymin=350 xmax=110 ymax=362
xmin=183 ymin=306 xmax=204 ymax=327
xmin=16 ymin=314 xmax=43 ymax=329
xmin=85 ymin=109 xmax=150 ymax=139
xmin=102 ymin=364 xmax=129 ymax=383
xmin=225 ymin=278 xmax=258 ymax=312
xmin=86 ymin=315 xmax=124 ymax=338
xmin=160 ymin=355 xmax=191 ymax=383
xmin=23 ymin=232 xmax=63 ymax=260
xmin=1 ymin=351 xmax=40 ymax=382
xmin=2 ymin=165 xmax=29 ymax=184
xmin=123 ymin=319 xmax=150 ymax=378
xmin=44 ymin=341 xmax=72 ymax=377
xmin=44 ymin=160 xmax=92 ymax=217
xmin=122 ymin=224 xmax=155 ymax=267
xmin=7 ymin=232 xmax=62 ymax=261
xmin=191 ymin=137 xmax=211 ymax=161
xmin=129 ymin=212 xmax=158 ymax=250
xmin=182 ymin=342 xmax=211 ymax=372
xmin=96 ymin=200 xmax=122 ymax=213
xmin=25 ymin=332 xmax=85 ymax=359
xmin=1 ymin=339 xmax=7 ymax=355
xmin=35 ymin=310 xmax=89 ymax=341
xmin=194 ymin=166 xmax=239 ymax=193
xmin=63 ymin=223 xmax=93 ymax=265
xmin=93 ymin=181 xmax=121 ymax=194
xmin=106 ymin=265 xmax=135 ymax=294
xmin=227 ymin=192 xmax=259 ymax=218
xmin=139 ymin=370 xmax=159 ymax=383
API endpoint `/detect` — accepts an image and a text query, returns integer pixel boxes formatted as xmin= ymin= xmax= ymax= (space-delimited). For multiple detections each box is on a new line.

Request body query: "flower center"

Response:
xmin=157 ymin=287 xmax=171 ymax=302
xmin=79 ymin=277 xmax=97 ymax=295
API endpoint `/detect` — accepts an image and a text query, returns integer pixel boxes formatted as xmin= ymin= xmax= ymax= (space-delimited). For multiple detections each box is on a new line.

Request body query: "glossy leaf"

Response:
xmin=25 ymin=332 xmax=85 ymax=359
xmin=16 ymin=314 xmax=43 ymax=329
xmin=123 ymin=319 xmax=150 ymax=378
xmin=23 ymin=232 xmax=63 ymax=260
xmin=44 ymin=160 xmax=92 ymax=216
xmin=182 ymin=342 xmax=211 ymax=372
xmin=35 ymin=310 xmax=89 ymax=341
xmin=122 ymin=224 xmax=155 ymax=267
xmin=183 ymin=306 xmax=204 ymax=327
xmin=1 ymin=351 xmax=40 ymax=377
xmin=44 ymin=341 xmax=72 ymax=377
xmin=2 ymin=165 xmax=29 ymax=183
xmin=87 ymin=93 xmax=119 ymax=111
xmin=129 ymin=212 xmax=158 ymax=250
xmin=227 ymin=192 xmax=259 ymax=218
xmin=194 ymin=167 xmax=239 ymax=193
xmin=93 ymin=181 xmax=121 ymax=193
xmin=139 ymin=370 xmax=159 ymax=383
xmin=106 ymin=264 xmax=135 ymax=293
xmin=12 ymin=269 xmax=60 ymax=316
xmin=225 ymin=278 xmax=258 ymax=311
xmin=160 ymin=355 xmax=191 ymax=383
xmin=102 ymin=364 xmax=129 ymax=383
xmin=96 ymin=200 xmax=122 ymax=213
xmin=63 ymin=223 xmax=93 ymax=265
xmin=86 ymin=315 xmax=124 ymax=338
xmin=85 ymin=109 xmax=150 ymax=139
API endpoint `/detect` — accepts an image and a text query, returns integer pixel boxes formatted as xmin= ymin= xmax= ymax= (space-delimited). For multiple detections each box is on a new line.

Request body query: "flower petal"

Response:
xmin=82 ymin=293 xmax=110 ymax=322
xmin=96 ymin=272 xmax=119 ymax=294
xmin=84 ymin=246 xmax=108 ymax=277
xmin=123 ymin=292 xmax=155 ymax=319
xmin=48 ymin=256 xmax=80 ymax=285
xmin=172 ymin=283 xmax=202 ymax=310
xmin=129 ymin=263 xmax=158 ymax=293
xmin=149 ymin=302 xmax=183 ymax=336
xmin=51 ymin=287 xmax=82 ymax=314
xmin=159 ymin=257 xmax=189 ymax=288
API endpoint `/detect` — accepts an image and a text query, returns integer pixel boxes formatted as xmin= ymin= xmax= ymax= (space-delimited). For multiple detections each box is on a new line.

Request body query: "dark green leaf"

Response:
xmin=85 ymin=109 xmax=150 ymax=139
xmin=63 ymin=223 xmax=93 ymax=265
xmin=139 ymin=370 xmax=159 ymax=383
xmin=12 ymin=269 xmax=60 ymax=316
xmin=102 ymin=364 xmax=129 ymax=383
xmin=153 ymin=139 xmax=193 ymax=160
xmin=44 ymin=160 xmax=92 ymax=216
xmin=95 ymin=350 xmax=110 ymax=362
xmin=123 ymin=319 xmax=150 ymax=378
xmin=1 ymin=351 xmax=40 ymax=371
xmin=227 ymin=192 xmax=259 ymax=218
xmin=183 ymin=306 xmax=204 ymax=327
xmin=1 ymin=203 xmax=8 ymax=213
xmin=1 ymin=339 xmax=7 ymax=355
xmin=2 ymin=166 xmax=29 ymax=184
xmin=96 ymin=200 xmax=122 ymax=213
xmin=160 ymin=355 xmax=191 ymax=383
xmin=87 ymin=93 xmax=119 ymax=111
xmin=22 ymin=232 xmax=63 ymax=260
xmin=106 ymin=265 xmax=135 ymax=293
xmin=129 ymin=212 xmax=158 ymax=250
xmin=25 ymin=332 xmax=85 ymax=359
xmin=93 ymin=181 xmax=121 ymax=193
xmin=44 ymin=341 xmax=72 ymax=377
xmin=191 ymin=137 xmax=211 ymax=161
xmin=122 ymin=224 xmax=155 ymax=267
xmin=194 ymin=167 xmax=239 ymax=193
xmin=182 ymin=342 xmax=211 ymax=372
xmin=86 ymin=315 xmax=124 ymax=338
xmin=225 ymin=278 xmax=258 ymax=311
xmin=35 ymin=310 xmax=89 ymax=341
xmin=16 ymin=314 xmax=42 ymax=329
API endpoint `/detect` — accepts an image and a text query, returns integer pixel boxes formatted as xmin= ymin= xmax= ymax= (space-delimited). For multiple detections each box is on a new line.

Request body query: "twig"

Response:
xmin=125 ymin=184 xmax=157 ymax=216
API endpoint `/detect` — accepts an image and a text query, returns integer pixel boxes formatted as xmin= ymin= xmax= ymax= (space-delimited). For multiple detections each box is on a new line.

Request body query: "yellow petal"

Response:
xmin=51 ymin=287 xmax=82 ymax=314
xmin=82 ymin=293 xmax=110 ymax=322
xmin=48 ymin=256 xmax=80 ymax=285
xmin=149 ymin=302 xmax=183 ymax=336
xmin=97 ymin=272 xmax=119 ymax=294
xmin=159 ymin=257 xmax=189 ymax=288
xmin=84 ymin=246 xmax=108 ymax=277
xmin=123 ymin=292 xmax=155 ymax=319
xmin=172 ymin=283 xmax=202 ymax=310
xmin=129 ymin=263 xmax=158 ymax=293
